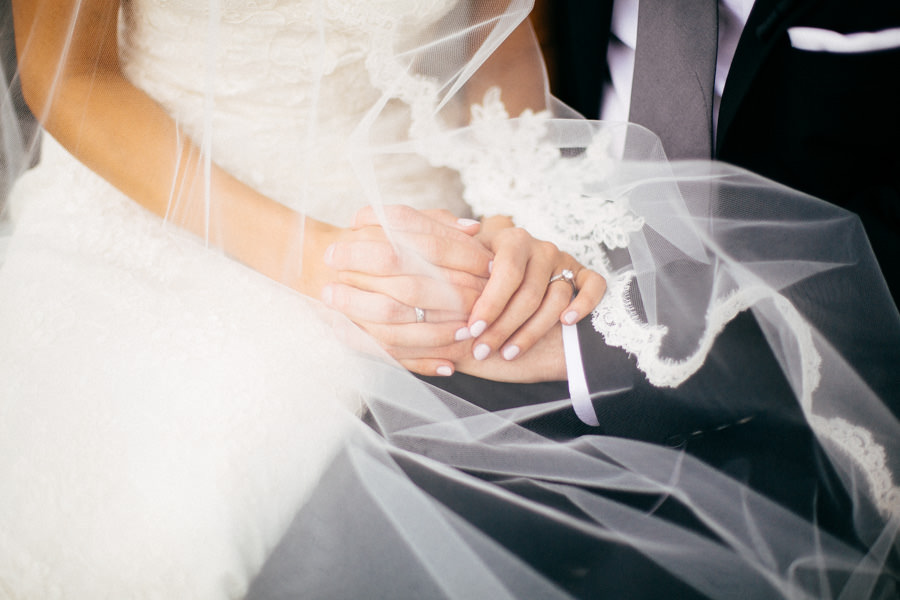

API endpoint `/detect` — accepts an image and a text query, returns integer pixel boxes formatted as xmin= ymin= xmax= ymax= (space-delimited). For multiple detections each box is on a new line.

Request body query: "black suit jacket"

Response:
xmin=551 ymin=0 xmax=900 ymax=301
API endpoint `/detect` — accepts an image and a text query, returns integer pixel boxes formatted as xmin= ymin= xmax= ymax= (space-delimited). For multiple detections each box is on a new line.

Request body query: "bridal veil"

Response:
xmin=0 ymin=1 xmax=898 ymax=598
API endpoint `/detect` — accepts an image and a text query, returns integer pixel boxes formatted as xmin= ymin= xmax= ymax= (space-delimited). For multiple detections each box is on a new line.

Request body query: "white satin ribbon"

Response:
xmin=562 ymin=322 xmax=599 ymax=426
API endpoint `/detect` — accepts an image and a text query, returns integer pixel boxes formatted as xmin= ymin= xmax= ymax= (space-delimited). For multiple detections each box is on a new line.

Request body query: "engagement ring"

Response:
xmin=414 ymin=306 xmax=426 ymax=323
xmin=548 ymin=268 xmax=577 ymax=296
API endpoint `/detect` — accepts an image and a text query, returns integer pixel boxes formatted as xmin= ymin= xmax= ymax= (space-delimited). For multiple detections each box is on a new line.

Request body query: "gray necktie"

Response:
xmin=629 ymin=0 xmax=718 ymax=159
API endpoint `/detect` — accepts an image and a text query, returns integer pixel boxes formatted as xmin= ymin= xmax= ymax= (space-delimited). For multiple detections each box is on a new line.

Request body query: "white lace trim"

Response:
xmin=812 ymin=417 xmax=900 ymax=522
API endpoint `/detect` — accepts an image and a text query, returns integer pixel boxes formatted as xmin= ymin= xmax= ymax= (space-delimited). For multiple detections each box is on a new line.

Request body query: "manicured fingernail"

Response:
xmin=323 ymin=243 xmax=336 ymax=266
xmin=436 ymin=365 xmax=453 ymax=376
xmin=469 ymin=320 xmax=487 ymax=337
xmin=321 ymin=285 xmax=333 ymax=306
xmin=563 ymin=310 xmax=578 ymax=325
xmin=502 ymin=345 xmax=520 ymax=361
xmin=455 ymin=327 xmax=471 ymax=341
xmin=457 ymin=218 xmax=480 ymax=228
xmin=488 ymin=260 xmax=493 ymax=274
xmin=473 ymin=343 xmax=490 ymax=361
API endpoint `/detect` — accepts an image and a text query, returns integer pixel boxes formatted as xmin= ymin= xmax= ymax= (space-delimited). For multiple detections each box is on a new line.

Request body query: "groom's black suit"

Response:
xmin=554 ymin=0 xmax=900 ymax=302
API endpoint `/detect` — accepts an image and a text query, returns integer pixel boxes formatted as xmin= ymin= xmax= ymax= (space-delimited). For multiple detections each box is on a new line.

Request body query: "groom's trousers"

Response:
xmin=415 ymin=307 xmax=900 ymax=598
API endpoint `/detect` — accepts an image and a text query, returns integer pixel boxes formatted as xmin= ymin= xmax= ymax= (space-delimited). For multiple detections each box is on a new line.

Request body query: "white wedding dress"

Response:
xmin=0 ymin=1 xmax=898 ymax=598
xmin=0 ymin=0 xmax=470 ymax=596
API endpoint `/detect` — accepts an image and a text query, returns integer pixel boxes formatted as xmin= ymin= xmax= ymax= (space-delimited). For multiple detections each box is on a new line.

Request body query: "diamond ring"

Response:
xmin=548 ymin=268 xmax=577 ymax=296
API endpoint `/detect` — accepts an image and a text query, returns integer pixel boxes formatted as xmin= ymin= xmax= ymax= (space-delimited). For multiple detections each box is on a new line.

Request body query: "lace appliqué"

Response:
xmin=417 ymin=88 xmax=644 ymax=275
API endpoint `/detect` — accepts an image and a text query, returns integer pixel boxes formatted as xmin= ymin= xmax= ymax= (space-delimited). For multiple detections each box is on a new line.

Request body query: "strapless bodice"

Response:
xmin=118 ymin=0 xmax=468 ymax=224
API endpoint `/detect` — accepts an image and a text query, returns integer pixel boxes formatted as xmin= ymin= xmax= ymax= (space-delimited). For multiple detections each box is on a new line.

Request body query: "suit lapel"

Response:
xmin=716 ymin=0 xmax=819 ymax=152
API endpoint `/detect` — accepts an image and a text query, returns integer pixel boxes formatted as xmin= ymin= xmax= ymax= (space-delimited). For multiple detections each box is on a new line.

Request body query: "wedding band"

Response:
xmin=548 ymin=268 xmax=578 ymax=296
xmin=414 ymin=306 xmax=426 ymax=323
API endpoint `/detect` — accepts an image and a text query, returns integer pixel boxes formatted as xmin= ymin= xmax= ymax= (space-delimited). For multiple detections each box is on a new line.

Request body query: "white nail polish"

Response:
xmin=436 ymin=365 xmax=453 ymax=376
xmin=457 ymin=218 xmax=480 ymax=228
xmin=323 ymin=243 xmax=335 ymax=266
xmin=469 ymin=320 xmax=487 ymax=337
xmin=473 ymin=343 xmax=490 ymax=361
xmin=502 ymin=345 xmax=520 ymax=361
xmin=487 ymin=260 xmax=493 ymax=274
xmin=563 ymin=310 xmax=578 ymax=325
xmin=455 ymin=327 xmax=471 ymax=341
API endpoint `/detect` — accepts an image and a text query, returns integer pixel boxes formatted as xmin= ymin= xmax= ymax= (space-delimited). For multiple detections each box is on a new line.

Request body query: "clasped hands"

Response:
xmin=320 ymin=205 xmax=606 ymax=383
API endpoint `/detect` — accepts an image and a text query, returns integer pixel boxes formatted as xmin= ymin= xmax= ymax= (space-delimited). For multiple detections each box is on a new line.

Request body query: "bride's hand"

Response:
xmin=326 ymin=206 xmax=604 ymax=375
xmin=465 ymin=216 xmax=606 ymax=362
xmin=321 ymin=205 xmax=493 ymax=375
xmin=454 ymin=322 xmax=568 ymax=383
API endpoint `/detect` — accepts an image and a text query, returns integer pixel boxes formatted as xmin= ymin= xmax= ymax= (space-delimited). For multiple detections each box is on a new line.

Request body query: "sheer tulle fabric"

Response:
xmin=0 ymin=1 xmax=897 ymax=598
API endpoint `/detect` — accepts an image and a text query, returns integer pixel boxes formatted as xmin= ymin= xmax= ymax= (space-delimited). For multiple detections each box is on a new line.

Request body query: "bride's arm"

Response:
xmin=13 ymin=0 xmax=340 ymax=297
xmin=463 ymin=9 xmax=548 ymax=117
xmin=14 ymin=0 xmax=337 ymax=293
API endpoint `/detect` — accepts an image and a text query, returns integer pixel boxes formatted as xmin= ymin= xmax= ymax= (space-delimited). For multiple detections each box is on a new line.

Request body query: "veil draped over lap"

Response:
xmin=0 ymin=1 xmax=898 ymax=598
